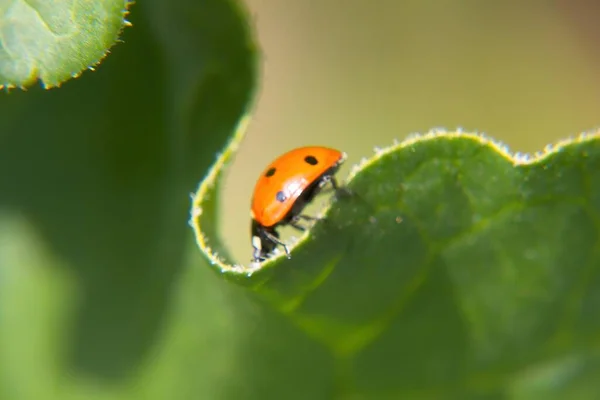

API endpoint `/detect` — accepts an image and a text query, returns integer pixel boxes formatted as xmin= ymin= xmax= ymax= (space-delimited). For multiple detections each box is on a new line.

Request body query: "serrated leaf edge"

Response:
xmin=190 ymin=124 xmax=600 ymax=278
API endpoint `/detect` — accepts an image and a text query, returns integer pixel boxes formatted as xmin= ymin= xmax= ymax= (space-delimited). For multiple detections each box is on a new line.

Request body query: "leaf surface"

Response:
xmin=192 ymin=129 xmax=600 ymax=398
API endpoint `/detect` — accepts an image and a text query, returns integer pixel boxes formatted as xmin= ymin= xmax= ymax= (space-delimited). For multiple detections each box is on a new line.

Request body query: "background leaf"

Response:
xmin=0 ymin=0 xmax=256 ymax=398
xmin=0 ymin=0 xmax=131 ymax=89
xmin=191 ymin=130 xmax=600 ymax=398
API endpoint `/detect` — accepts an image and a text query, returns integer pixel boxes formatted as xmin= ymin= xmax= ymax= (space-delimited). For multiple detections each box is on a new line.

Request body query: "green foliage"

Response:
xmin=0 ymin=0 xmax=258 ymax=399
xmin=0 ymin=0 xmax=131 ymax=89
xmin=2 ymin=0 xmax=600 ymax=398
xmin=192 ymin=130 xmax=600 ymax=398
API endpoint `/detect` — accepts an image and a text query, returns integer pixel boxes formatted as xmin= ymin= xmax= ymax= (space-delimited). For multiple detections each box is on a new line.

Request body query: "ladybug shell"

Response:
xmin=251 ymin=146 xmax=345 ymax=228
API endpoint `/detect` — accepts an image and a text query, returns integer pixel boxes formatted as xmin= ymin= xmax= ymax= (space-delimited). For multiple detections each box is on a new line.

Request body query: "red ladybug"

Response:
xmin=250 ymin=146 xmax=347 ymax=262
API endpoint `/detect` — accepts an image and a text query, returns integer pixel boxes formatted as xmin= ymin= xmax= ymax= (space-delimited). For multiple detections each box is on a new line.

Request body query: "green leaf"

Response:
xmin=0 ymin=0 xmax=257 ymax=398
xmin=0 ymin=0 xmax=131 ymax=89
xmin=191 ymin=129 xmax=600 ymax=397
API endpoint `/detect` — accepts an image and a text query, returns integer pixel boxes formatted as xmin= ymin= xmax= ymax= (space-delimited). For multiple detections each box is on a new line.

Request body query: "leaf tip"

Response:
xmin=189 ymin=115 xmax=270 ymax=278
xmin=3 ymin=0 xmax=135 ymax=90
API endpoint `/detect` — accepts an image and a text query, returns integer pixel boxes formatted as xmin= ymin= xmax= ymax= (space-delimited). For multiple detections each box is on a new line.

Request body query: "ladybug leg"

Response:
xmin=328 ymin=176 xmax=353 ymax=198
xmin=297 ymin=214 xmax=319 ymax=221
xmin=317 ymin=175 xmax=335 ymax=192
xmin=319 ymin=175 xmax=351 ymax=196
xmin=289 ymin=215 xmax=306 ymax=232
xmin=252 ymin=239 xmax=264 ymax=262
xmin=252 ymin=222 xmax=291 ymax=262
xmin=289 ymin=219 xmax=308 ymax=232
xmin=290 ymin=214 xmax=320 ymax=232
xmin=251 ymin=234 xmax=269 ymax=262
xmin=317 ymin=174 xmax=338 ymax=190
xmin=262 ymin=230 xmax=291 ymax=259
xmin=328 ymin=176 xmax=339 ymax=189
xmin=297 ymin=214 xmax=321 ymax=226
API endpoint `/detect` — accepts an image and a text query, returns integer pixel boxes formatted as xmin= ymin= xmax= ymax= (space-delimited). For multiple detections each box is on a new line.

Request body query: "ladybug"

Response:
xmin=250 ymin=146 xmax=347 ymax=262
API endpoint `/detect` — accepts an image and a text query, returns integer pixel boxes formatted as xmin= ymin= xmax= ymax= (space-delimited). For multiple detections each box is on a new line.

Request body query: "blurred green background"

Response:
xmin=0 ymin=1 xmax=599 ymax=399
xmin=223 ymin=0 xmax=600 ymax=262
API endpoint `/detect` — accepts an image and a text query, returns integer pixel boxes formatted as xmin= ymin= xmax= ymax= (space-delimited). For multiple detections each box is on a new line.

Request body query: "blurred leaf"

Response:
xmin=0 ymin=0 xmax=256 ymax=399
xmin=192 ymin=130 xmax=600 ymax=398
xmin=0 ymin=0 xmax=131 ymax=89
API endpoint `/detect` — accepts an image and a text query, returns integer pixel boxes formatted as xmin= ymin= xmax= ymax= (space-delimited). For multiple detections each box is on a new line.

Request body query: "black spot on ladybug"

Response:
xmin=276 ymin=191 xmax=287 ymax=203
xmin=265 ymin=167 xmax=276 ymax=177
xmin=304 ymin=155 xmax=318 ymax=165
